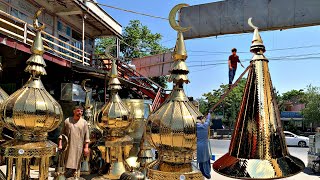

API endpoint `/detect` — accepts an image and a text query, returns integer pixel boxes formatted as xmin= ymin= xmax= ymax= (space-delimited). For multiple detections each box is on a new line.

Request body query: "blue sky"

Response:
xmin=99 ymin=0 xmax=320 ymax=99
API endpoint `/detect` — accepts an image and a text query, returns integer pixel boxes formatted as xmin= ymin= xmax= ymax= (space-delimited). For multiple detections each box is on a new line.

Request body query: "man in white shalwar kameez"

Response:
xmin=59 ymin=106 xmax=90 ymax=178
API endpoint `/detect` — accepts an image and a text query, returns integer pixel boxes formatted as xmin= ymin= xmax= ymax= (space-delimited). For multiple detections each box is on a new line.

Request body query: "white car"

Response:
xmin=284 ymin=131 xmax=309 ymax=147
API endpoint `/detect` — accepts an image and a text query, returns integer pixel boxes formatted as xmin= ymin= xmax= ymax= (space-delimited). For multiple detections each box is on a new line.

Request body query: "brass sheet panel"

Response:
xmin=212 ymin=19 xmax=304 ymax=179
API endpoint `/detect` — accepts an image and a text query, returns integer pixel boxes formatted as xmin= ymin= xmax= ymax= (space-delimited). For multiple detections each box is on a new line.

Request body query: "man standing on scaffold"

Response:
xmin=228 ymin=48 xmax=244 ymax=89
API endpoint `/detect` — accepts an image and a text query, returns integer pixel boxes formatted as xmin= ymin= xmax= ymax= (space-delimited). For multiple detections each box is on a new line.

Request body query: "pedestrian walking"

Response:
xmin=58 ymin=106 xmax=90 ymax=178
xmin=196 ymin=112 xmax=212 ymax=179
xmin=228 ymin=48 xmax=244 ymax=89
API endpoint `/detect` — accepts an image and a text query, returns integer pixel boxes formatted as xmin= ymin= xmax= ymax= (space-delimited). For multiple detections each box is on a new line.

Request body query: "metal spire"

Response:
xmin=212 ymin=18 xmax=305 ymax=179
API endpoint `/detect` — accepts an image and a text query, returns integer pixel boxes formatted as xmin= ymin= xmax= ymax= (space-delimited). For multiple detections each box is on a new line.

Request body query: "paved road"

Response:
xmin=209 ymin=139 xmax=319 ymax=180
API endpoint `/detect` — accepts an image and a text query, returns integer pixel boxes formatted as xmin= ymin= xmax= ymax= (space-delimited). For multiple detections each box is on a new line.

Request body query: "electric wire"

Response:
xmin=17 ymin=0 xmax=320 ymax=57
xmin=88 ymin=1 xmax=169 ymax=20
xmin=189 ymin=56 xmax=320 ymax=73
xmin=187 ymin=52 xmax=320 ymax=64
xmin=188 ymin=44 xmax=320 ymax=55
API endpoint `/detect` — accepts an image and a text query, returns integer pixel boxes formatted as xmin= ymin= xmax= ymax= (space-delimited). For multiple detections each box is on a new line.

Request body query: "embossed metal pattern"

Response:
xmin=1 ymin=81 xmax=63 ymax=135
xmin=0 ymin=8 xmax=63 ymax=180
xmin=0 ymin=8 xmax=63 ymax=140
xmin=98 ymin=94 xmax=132 ymax=136
xmin=123 ymin=99 xmax=145 ymax=120
xmin=148 ymin=89 xmax=201 ymax=163
xmin=137 ymin=123 xmax=155 ymax=175
xmin=93 ymin=56 xmax=133 ymax=180
xmin=1 ymin=140 xmax=56 ymax=158
xmin=147 ymin=160 xmax=203 ymax=180
xmin=212 ymin=18 xmax=305 ymax=179
xmin=147 ymin=4 xmax=203 ymax=179
xmin=97 ymin=59 xmax=132 ymax=136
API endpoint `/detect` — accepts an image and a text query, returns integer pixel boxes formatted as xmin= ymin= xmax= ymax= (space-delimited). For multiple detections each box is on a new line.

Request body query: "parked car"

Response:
xmin=284 ymin=131 xmax=309 ymax=147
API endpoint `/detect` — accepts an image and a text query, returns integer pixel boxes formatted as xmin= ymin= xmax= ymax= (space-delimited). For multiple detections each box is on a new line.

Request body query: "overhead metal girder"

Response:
xmin=180 ymin=0 xmax=320 ymax=39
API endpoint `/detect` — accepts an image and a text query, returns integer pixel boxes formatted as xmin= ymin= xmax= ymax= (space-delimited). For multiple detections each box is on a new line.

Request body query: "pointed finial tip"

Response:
xmin=249 ymin=17 xmax=265 ymax=53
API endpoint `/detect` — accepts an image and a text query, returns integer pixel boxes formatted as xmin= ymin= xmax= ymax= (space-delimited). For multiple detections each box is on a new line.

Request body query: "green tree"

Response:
xmin=95 ymin=20 xmax=169 ymax=88
xmin=282 ymin=89 xmax=305 ymax=102
xmin=197 ymin=98 xmax=209 ymax=114
xmin=121 ymin=20 xmax=168 ymax=58
xmin=201 ymin=78 xmax=247 ymax=128
xmin=301 ymin=85 xmax=320 ymax=126
xmin=94 ymin=37 xmax=116 ymax=55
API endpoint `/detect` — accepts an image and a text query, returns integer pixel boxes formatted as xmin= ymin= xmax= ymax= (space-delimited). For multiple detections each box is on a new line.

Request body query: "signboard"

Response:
xmin=180 ymin=0 xmax=320 ymax=39
xmin=280 ymin=111 xmax=303 ymax=119
xmin=131 ymin=52 xmax=173 ymax=77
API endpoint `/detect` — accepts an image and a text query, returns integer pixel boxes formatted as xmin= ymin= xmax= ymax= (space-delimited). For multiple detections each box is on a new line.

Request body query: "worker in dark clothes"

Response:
xmin=228 ymin=48 xmax=244 ymax=89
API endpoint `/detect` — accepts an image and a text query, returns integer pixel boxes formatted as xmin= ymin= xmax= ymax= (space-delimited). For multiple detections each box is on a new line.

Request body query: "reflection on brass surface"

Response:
xmin=147 ymin=4 xmax=203 ymax=179
xmin=0 ymin=8 xmax=63 ymax=180
xmin=137 ymin=125 xmax=154 ymax=171
xmin=93 ymin=57 xmax=133 ymax=180
xmin=212 ymin=18 xmax=305 ymax=179
xmin=147 ymin=160 xmax=203 ymax=179
xmin=6 ymin=157 xmax=13 ymax=180
xmin=99 ymin=94 xmax=132 ymax=137
xmin=1 ymin=140 xmax=56 ymax=157
xmin=119 ymin=170 xmax=145 ymax=180
xmin=0 ymin=8 xmax=63 ymax=139
xmin=123 ymin=99 xmax=146 ymax=159
xmin=123 ymin=99 xmax=145 ymax=119
xmin=97 ymin=59 xmax=132 ymax=137
xmin=148 ymin=87 xmax=201 ymax=164
xmin=15 ymin=158 xmax=22 ymax=180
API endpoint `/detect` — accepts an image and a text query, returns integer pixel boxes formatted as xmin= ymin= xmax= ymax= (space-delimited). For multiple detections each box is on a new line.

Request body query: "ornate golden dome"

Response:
xmin=97 ymin=59 xmax=132 ymax=137
xmin=0 ymin=15 xmax=63 ymax=141
xmin=147 ymin=3 xmax=202 ymax=167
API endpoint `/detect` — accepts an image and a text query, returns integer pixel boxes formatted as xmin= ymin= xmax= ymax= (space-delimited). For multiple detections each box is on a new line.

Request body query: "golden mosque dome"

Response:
xmin=98 ymin=58 xmax=132 ymax=137
xmin=147 ymin=29 xmax=202 ymax=165
xmin=0 ymin=18 xmax=63 ymax=141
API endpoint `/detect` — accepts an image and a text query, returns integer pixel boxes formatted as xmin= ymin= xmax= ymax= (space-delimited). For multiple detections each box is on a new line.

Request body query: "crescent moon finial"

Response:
xmin=248 ymin=17 xmax=258 ymax=29
xmin=81 ymin=79 xmax=91 ymax=92
xmin=105 ymin=44 xmax=117 ymax=59
xmin=169 ymin=4 xmax=191 ymax=32
xmin=33 ymin=8 xmax=46 ymax=31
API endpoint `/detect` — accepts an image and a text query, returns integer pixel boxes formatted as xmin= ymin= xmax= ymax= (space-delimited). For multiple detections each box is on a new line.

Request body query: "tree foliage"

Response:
xmin=95 ymin=37 xmax=116 ymax=55
xmin=95 ymin=20 xmax=169 ymax=88
xmin=197 ymin=98 xmax=209 ymax=114
xmin=121 ymin=20 xmax=168 ymax=58
xmin=301 ymin=85 xmax=320 ymax=125
xmin=201 ymin=78 xmax=247 ymax=128
xmin=282 ymin=89 xmax=305 ymax=102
